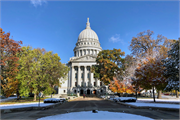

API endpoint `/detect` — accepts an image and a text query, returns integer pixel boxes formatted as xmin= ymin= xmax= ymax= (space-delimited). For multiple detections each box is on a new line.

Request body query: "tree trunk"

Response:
xmin=176 ymin=90 xmax=179 ymax=98
xmin=16 ymin=89 xmax=20 ymax=100
xmin=51 ymin=87 xmax=52 ymax=98
xmin=39 ymin=91 xmax=40 ymax=107
xmin=136 ymin=91 xmax=137 ymax=99
xmin=153 ymin=87 xmax=155 ymax=102
xmin=33 ymin=93 xmax=37 ymax=101
xmin=157 ymin=90 xmax=162 ymax=99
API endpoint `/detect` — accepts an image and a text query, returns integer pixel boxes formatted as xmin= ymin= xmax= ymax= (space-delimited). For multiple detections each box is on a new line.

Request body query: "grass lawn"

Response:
xmin=0 ymin=97 xmax=51 ymax=105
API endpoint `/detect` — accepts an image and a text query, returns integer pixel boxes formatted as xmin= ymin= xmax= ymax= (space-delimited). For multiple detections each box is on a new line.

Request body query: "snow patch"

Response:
xmin=37 ymin=111 xmax=153 ymax=120
xmin=0 ymin=102 xmax=54 ymax=109
xmin=125 ymin=102 xmax=180 ymax=109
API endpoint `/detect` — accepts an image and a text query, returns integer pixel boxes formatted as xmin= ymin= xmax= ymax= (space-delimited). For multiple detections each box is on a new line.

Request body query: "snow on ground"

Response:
xmin=125 ymin=102 xmax=180 ymax=109
xmin=37 ymin=111 xmax=153 ymax=120
xmin=0 ymin=102 xmax=54 ymax=109
xmin=114 ymin=97 xmax=136 ymax=101
xmin=136 ymin=98 xmax=180 ymax=103
xmin=44 ymin=98 xmax=65 ymax=102
xmin=0 ymin=96 xmax=17 ymax=102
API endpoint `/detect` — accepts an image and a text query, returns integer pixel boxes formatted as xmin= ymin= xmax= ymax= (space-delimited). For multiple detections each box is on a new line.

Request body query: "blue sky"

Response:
xmin=1 ymin=1 xmax=179 ymax=63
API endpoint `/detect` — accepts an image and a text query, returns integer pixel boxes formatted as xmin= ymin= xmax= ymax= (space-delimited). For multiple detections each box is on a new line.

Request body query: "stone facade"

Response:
xmin=58 ymin=18 xmax=108 ymax=96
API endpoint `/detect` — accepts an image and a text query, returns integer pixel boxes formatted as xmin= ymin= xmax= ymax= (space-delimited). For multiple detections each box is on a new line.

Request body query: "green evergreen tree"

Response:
xmin=163 ymin=40 xmax=179 ymax=98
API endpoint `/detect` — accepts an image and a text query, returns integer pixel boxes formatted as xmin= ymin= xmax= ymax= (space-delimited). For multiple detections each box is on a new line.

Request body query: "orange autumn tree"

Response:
xmin=109 ymin=77 xmax=134 ymax=96
xmin=0 ymin=28 xmax=22 ymax=97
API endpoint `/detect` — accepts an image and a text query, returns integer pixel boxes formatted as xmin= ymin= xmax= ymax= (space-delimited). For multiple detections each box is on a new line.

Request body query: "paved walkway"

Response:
xmin=1 ymin=97 xmax=179 ymax=120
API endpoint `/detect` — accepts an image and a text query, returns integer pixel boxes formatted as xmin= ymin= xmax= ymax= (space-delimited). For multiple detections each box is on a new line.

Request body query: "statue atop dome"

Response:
xmin=86 ymin=17 xmax=91 ymax=29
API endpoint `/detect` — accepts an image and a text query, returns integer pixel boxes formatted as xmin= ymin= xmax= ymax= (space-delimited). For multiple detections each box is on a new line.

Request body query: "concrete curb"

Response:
xmin=105 ymin=98 xmax=179 ymax=112
xmin=67 ymin=97 xmax=79 ymax=102
xmin=1 ymin=101 xmax=66 ymax=114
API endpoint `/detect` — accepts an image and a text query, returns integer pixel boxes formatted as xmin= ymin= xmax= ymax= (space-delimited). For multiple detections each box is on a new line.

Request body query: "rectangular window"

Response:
xmin=94 ymin=82 xmax=96 ymax=87
xmin=87 ymin=67 xmax=90 ymax=71
xmin=75 ymin=73 xmax=77 ymax=79
xmin=81 ymin=73 xmax=84 ymax=78
xmin=87 ymin=73 xmax=90 ymax=78
xmin=100 ymin=82 xmax=102 ymax=86
xmin=81 ymin=67 xmax=84 ymax=71
xmin=75 ymin=67 xmax=78 ymax=71
xmin=75 ymin=82 xmax=77 ymax=87
xmin=81 ymin=82 xmax=83 ymax=87
xmin=64 ymin=90 xmax=66 ymax=93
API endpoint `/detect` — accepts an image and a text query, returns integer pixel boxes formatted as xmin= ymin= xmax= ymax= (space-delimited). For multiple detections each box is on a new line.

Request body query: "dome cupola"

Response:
xmin=78 ymin=18 xmax=99 ymax=41
xmin=74 ymin=18 xmax=102 ymax=57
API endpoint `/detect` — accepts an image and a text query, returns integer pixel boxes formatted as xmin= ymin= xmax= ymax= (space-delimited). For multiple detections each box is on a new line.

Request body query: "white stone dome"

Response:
xmin=78 ymin=29 xmax=99 ymax=41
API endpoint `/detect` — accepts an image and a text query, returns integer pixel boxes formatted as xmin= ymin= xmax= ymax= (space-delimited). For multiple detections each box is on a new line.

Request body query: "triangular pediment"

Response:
xmin=70 ymin=55 xmax=97 ymax=62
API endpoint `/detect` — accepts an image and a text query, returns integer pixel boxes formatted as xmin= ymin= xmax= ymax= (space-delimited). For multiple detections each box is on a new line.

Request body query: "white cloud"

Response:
xmin=109 ymin=34 xmax=124 ymax=44
xmin=30 ymin=0 xmax=47 ymax=7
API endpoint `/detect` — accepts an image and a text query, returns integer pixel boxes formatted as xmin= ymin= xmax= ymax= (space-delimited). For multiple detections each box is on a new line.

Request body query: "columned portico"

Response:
xmin=59 ymin=18 xmax=108 ymax=96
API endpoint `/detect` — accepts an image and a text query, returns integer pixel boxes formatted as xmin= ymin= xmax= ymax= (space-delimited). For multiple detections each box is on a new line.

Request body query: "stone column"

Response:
xmin=82 ymin=50 xmax=84 ymax=56
xmin=76 ymin=51 xmax=78 ymax=57
xmin=84 ymin=66 xmax=87 ymax=87
xmin=84 ymin=49 xmax=86 ymax=55
xmin=78 ymin=66 xmax=81 ymax=87
xmin=71 ymin=66 xmax=75 ymax=87
xmin=68 ymin=70 xmax=70 ymax=88
xmin=90 ymin=67 xmax=94 ymax=87
xmin=97 ymin=79 xmax=100 ymax=86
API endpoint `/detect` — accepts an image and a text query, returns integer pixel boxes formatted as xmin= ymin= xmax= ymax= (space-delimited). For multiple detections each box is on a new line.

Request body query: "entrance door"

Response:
xmin=80 ymin=89 xmax=84 ymax=95
xmin=87 ymin=89 xmax=90 ymax=95
xmin=93 ymin=90 xmax=96 ymax=94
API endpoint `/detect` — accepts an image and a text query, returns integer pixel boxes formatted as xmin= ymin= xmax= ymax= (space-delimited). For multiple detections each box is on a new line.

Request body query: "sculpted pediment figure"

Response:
xmin=70 ymin=55 xmax=97 ymax=62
